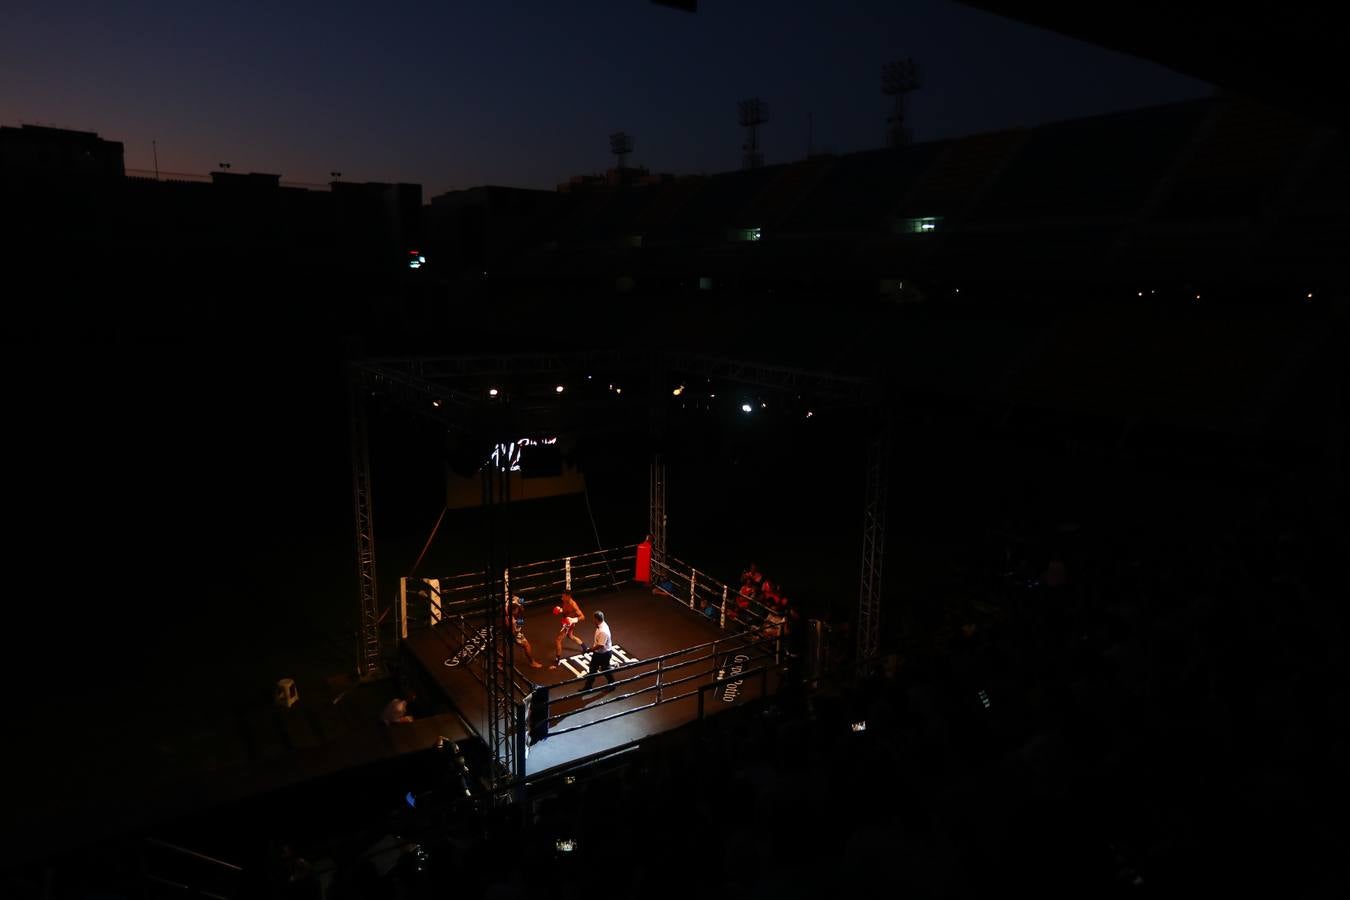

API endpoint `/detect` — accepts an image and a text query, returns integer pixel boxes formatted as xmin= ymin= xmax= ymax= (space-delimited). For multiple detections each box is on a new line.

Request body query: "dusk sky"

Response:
xmin=2 ymin=0 xmax=1212 ymax=194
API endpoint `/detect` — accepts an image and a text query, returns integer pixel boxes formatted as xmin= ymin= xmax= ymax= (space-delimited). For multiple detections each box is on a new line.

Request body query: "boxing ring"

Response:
xmin=400 ymin=546 xmax=784 ymax=779
xmin=348 ymin=350 xmax=883 ymax=789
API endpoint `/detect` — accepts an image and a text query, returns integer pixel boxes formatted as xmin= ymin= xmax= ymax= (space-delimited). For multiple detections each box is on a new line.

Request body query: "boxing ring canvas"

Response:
xmin=401 ymin=551 xmax=783 ymax=778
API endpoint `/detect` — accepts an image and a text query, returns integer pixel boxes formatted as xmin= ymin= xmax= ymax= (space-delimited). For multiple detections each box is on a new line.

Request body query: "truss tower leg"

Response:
xmin=348 ymin=368 xmax=383 ymax=678
xmin=649 ymin=455 xmax=668 ymax=568
xmin=856 ymin=433 xmax=888 ymax=674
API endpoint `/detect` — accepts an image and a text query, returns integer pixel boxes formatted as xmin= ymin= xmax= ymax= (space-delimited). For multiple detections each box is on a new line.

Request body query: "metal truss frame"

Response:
xmin=360 ymin=350 xmax=873 ymax=409
xmin=347 ymin=371 xmax=384 ymax=678
xmin=649 ymin=455 xmax=668 ymax=567
xmin=661 ymin=352 xmax=873 ymax=404
xmin=856 ymin=430 xmax=889 ymax=674
xmin=479 ymin=461 xmax=523 ymax=787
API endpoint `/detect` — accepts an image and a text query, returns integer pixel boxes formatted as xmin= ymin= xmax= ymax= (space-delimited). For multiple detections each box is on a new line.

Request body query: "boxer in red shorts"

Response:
xmin=552 ymin=591 xmax=586 ymax=666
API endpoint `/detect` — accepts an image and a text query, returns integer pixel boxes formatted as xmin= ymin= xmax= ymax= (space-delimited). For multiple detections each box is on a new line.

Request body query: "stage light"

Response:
xmin=672 ymin=385 xmax=685 ymax=396
xmin=565 ymin=775 xmax=576 ymax=785
xmin=850 ymin=721 xmax=867 ymax=733
xmin=806 ymin=410 xmax=814 ymax=418
xmin=489 ymin=388 xmax=499 ymax=397
xmin=741 ymin=403 xmax=753 ymax=413
xmin=1306 ymin=292 xmax=1313 ymax=300
xmin=432 ymin=399 xmax=441 ymax=408
xmin=760 ymin=401 xmax=766 ymax=409
xmin=616 ymin=387 xmax=622 ymax=394
xmin=555 ymin=838 xmax=577 ymax=855
xmin=555 ymin=385 xmax=565 ymax=394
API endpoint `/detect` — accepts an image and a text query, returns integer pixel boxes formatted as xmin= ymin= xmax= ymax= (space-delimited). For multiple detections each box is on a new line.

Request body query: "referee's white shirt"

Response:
xmin=593 ymin=621 xmax=612 ymax=652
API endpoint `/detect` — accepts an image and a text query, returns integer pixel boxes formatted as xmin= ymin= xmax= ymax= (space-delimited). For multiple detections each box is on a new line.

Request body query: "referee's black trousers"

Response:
xmin=583 ymin=649 xmax=615 ymax=690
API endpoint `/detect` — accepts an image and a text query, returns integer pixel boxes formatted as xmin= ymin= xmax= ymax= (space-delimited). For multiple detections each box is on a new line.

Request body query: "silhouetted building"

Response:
xmin=209 ymin=170 xmax=281 ymax=190
xmin=331 ymin=180 xmax=424 ymax=272
xmin=425 ymin=185 xmax=563 ymax=276
xmin=557 ymin=166 xmax=675 ymax=192
xmin=425 ymin=95 xmax=1348 ymax=302
xmin=1 ymin=129 xmax=426 ymax=339
xmin=0 ymin=124 xmax=125 ymax=186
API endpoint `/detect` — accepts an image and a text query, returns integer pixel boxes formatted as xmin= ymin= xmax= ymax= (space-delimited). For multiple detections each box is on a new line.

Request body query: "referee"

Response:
xmin=580 ymin=611 xmax=615 ymax=693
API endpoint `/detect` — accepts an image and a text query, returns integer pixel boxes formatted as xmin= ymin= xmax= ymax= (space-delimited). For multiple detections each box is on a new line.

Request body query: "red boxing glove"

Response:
xmin=553 ymin=605 xmax=563 ymax=616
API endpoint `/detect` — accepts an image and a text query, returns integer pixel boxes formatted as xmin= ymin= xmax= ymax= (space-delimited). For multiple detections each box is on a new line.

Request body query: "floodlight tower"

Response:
xmin=882 ymin=58 xmax=921 ymax=148
xmin=738 ymin=97 xmax=769 ymax=169
xmin=610 ymin=131 xmax=634 ymax=172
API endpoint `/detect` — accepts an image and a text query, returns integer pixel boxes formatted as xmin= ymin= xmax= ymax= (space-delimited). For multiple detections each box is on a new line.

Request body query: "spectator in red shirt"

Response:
xmin=741 ymin=562 xmax=764 ymax=599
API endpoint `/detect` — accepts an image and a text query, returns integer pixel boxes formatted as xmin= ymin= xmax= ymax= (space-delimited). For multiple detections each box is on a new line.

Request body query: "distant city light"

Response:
xmin=489 ymin=388 xmax=499 ymax=397
xmin=555 ymin=385 xmax=565 ymax=394
xmin=741 ymin=403 xmax=753 ymax=413
xmin=616 ymin=387 xmax=622 ymax=395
